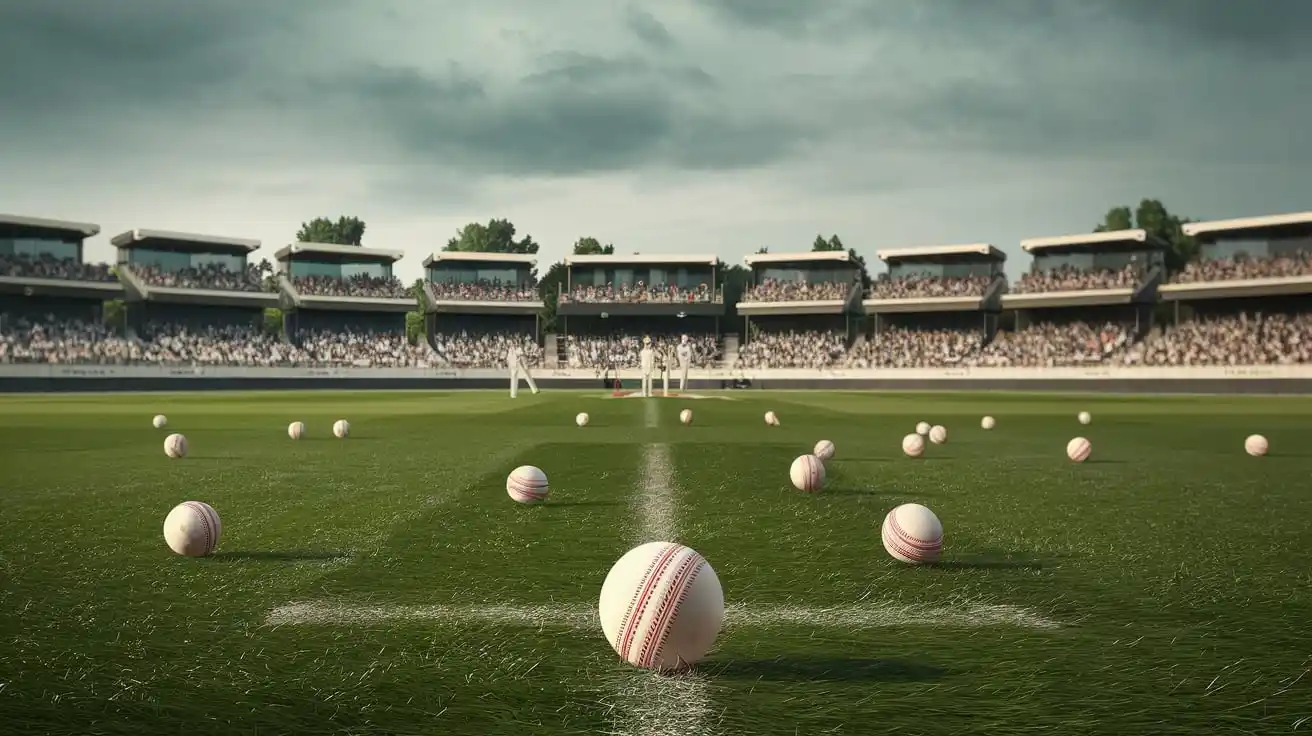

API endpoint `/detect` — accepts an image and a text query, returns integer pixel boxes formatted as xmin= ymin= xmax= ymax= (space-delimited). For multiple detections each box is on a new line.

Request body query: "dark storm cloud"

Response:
xmin=624 ymin=7 xmax=675 ymax=48
xmin=0 ymin=0 xmax=321 ymax=117
xmin=699 ymin=0 xmax=1312 ymax=54
xmin=307 ymin=55 xmax=799 ymax=175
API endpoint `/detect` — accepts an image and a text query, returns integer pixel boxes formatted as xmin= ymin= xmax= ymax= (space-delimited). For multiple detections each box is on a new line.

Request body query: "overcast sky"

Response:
xmin=2 ymin=0 xmax=1308 ymax=281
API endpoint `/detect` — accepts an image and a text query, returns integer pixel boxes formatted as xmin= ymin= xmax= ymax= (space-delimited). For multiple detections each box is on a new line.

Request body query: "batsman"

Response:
xmin=507 ymin=342 xmax=540 ymax=398
xmin=639 ymin=336 xmax=656 ymax=398
xmin=676 ymin=334 xmax=693 ymax=392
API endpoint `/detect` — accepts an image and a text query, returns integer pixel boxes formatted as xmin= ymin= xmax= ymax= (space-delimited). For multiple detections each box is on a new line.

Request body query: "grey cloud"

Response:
xmin=625 ymin=7 xmax=675 ymax=48
xmin=300 ymin=54 xmax=801 ymax=175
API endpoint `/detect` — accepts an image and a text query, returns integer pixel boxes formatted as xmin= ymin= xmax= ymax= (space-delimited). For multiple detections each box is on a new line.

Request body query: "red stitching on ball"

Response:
xmin=617 ymin=544 xmax=680 ymax=661
xmin=638 ymin=550 xmax=703 ymax=669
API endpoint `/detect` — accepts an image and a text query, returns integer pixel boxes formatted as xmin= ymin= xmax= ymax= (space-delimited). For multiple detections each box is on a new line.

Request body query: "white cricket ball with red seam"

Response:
xmin=163 ymin=433 xmax=188 ymax=459
xmin=163 ymin=501 xmax=222 ymax=557
xmin=915 ymin=421 xmax=931 ymax=436
xmin=1067 ymin=437 xmax=1092 ymax=462
xmin=153 ymin=414 xmax=168 ymax=429
xmin=288 ymin=421 xmax=306 ymax=440
xmin=599 ymin=541 xmax=724 ymax=673
xmin=679 ymin=409 xmax=693 ymax=425
xmin=333 ymin=419 xmax=350 ymax=438
xmin=813 ymin=439 xmax=835 ymax=462
xmin=902 ymin=433 xmax=925 ymax=458
xmin=506 ymin=465 xmax=549 ymax=504
xmin=764 ymin=410 xmax=779 ymax=426
xmin=881 ymin=503 xmax=943 ymax=565
xmin=576 ymin=412 xmax=590 ymax=427
xmin=1245 ymin=434 xmax=1268 ymax=457
xmin=928 ymin=425 xmax=948 ymax=444
xmin=790 ymin=454 xmax=826 ymax=492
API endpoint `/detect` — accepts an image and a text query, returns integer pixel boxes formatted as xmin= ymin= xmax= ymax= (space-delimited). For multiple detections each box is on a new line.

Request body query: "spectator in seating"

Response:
xmin=844 ymin=327 xmax=981 ymax=368
xmin=565 ymin=333 xmax=719 ymax=369
xmin=293 ymin=329 xmax=435 ymax=367
xmin=560 ymin=282 xmax=714 ymax=304
xmin=293 ymin=274 xmax=410 ymax=299
xmin=134 ymin=262 xmax=270 ymax=292
xmin=1013 ymin=265 xmax=1137 ymax=294
xmin=429 ymin=280 xmax=538 ymax=302
xmin=1124 ymin=312 xmax=1312 ymax=366
xmin=0 ymin=253 xmax=115 ymax=282
xmin=741 ymin=279 xmax=850 ymax=302
xmin=870 ymin=275 xmax=990 ymax=300
xmin=432 ymin=331 xmax=542 ymax=368
xmin=734 ymin=330 xmax=846 ymax=369
xmin=0 ymin=316 xmax=135 ymax=363
xmin=967 ymin=321 xmax=1131 ymax=368
xmin=1172 ymin=251 xmax=1312 ymax=283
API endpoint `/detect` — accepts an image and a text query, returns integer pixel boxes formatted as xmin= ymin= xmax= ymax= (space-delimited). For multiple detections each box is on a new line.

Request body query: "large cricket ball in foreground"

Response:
xmin=1245 ymin=434 xmax=1268 ymax=456
xmin=576 ymin=412 xmax=590 ymax=427
xmin=882 ymin=503 xmax=943 ymax=564
xmin=163 ymin=433 xmax=188 ymax=459
xmin=813 ymin=439 xmax=835 ymax=462
xmin=790 ymin=454 xmax=826 ymax=492
xmin=288 ymin=421 xmax=306 ymax=440
xmin=164 ymin=501 xmax=222 ymax=557
xmin=507 ymin=465 xmax=549 ymax=504
xmin=333 ymin=419 xmax=350 ymax=438
xmin=599 ymin=542 xmax=724 ymax=673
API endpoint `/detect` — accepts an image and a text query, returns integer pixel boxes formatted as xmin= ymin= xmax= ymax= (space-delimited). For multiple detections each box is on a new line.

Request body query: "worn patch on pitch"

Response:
xmin=606 ymin=392 xmax=734 ymax=401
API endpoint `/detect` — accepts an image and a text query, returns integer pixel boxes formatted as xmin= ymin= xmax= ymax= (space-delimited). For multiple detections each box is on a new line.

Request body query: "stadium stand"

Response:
xmin=6 ymin=210 xmax=1312 ymax=375
xmin=423 ymin=252 xmax=545 ymax=367
xmin=556 ymin=255 xmax=725 ymax=378
xmin=735 ymin=251 xmax=860 ymax=368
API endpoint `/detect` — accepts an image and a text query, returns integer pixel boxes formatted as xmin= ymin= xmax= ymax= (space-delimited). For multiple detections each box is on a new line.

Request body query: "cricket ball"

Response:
xmin=599 ymin=541 xmax=724 ymax=673
xmin=881 ymin=503 xmax=943 ymax=564
xmin=813 ymin=439 xmax=835 ymax=462
xmin=507 ymin=465 xmax=549 ymax=504
xmin=163 ymin=501 xmax=222 ymax=557
xmin=790 ymin=454 xmax=825 ymax=492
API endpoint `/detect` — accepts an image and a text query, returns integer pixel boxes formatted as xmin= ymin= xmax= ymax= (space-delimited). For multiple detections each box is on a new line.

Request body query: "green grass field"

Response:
xmin=2 ymin=388 xmax=1310 ymax=735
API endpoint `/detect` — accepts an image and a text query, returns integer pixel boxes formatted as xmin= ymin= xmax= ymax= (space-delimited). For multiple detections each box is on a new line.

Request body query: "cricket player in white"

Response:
xmin=676 ymin=334 xmax=693 ymax=392
xmin=639 ymin=337 xmax=656 ymax=398
xmin=507 ymin=343 xmax=539 ymax=398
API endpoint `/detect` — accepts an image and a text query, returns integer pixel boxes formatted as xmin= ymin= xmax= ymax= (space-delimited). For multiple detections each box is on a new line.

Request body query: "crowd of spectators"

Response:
xmin=1 ymin=253 xmax=116 ymax=282
xmin=293 ymin=329 xmax=435 ymax=367
xmin=1125 ymin=313 xmax=1312 ymax=366
xmin=741 ymin=279 xmax=850 ymax=302
xmin=561 ymin=283 xmax=715 ymax=304
xmin=734 ymin=330 xmax=848 ymax=369
xmin=564 ymin=333 xmax=720 ymax=369
xmin=432 ymin=331 xmax=542 ymax=368
xmin=967 ymin=322 xmax=1132 ymax=368
xmin=1012 ymin=265 xmax=1139 ymax=294
xmin=844 ymin=327 xmax=982 ymax=368
xmin=870 ymin=274 xmax=991 ymax=300
xmin=1172 ymin=251 xmax=1312 ymax=283
xmin=293 ymin=274 xmax=410 ymax=299
xmin=0 ymin=317 xmax=135 ymax=364
xmin=428 ymin=280 xmax=539 ymax=302
xmin=134 ymin=263 xmax=269 ymax=292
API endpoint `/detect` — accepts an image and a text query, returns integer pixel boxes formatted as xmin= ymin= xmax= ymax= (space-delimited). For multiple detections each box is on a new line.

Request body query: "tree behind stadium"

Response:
xmin=295 ymin=216 xmax=366 ymax=245
xmin=1094 ymin=199 xmax=1198 ymax=273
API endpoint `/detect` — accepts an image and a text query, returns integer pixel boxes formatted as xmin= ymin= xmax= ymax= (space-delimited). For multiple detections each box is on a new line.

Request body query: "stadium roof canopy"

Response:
xmin=1020 ymin=228 xmax=1164 ymax=254
xmin=1182 ymin=211 xmax=1312 ymax=238
xmin=423 ymin=252 xmax=537 ymax=268
xmin=564 ymin=254 xmax=717 ymax=266
xmin=111 ymin=229 xmax=261 ymax=254
xmin=876 ymin=243 xmax=1005 ymax=262
xmin=742 ymin=251 xmax=852 ymax=266
xmin=0 ymin=214 xmax=100 ymax=237
xmin=273 ymin=242 xmax=404 ymax=262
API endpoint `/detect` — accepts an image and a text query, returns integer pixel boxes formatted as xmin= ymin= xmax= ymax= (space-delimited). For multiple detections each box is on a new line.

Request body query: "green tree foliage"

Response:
xmin=296 ymin=216 xmax=366 ymax=245
xmin=1094 ymin=199 xmax=1198 ymax=272
xmin=755 ymin=247 xmax=769 ymax=254
xmin=811 ymin=233 xmax=870 ymax=288
xmin=444 ymin=219 xmax=540 ymax=256
xmin=406 ymin=279 xmax=428 ymax=345
xmin=571 ymin=236 xmax=615 ymax=256
xmin=262 ymin=308 xmax=283 ymax=337
xmin=102 ymin=299 xmax=126 ymax=332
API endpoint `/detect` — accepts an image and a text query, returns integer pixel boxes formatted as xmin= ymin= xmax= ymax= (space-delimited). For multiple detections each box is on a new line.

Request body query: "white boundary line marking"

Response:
xmin=264 ymin=600 xmax=1061 ymax=630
